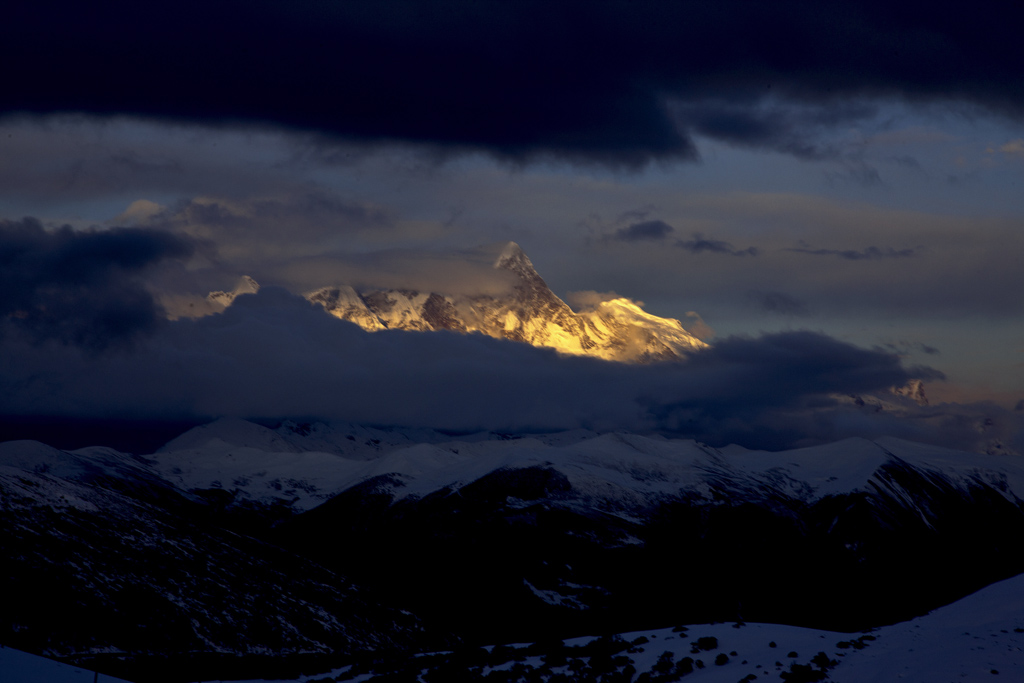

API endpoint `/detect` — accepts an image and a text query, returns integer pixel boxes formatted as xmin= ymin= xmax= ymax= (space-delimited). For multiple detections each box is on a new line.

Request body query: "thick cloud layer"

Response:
xmin=0 ymin=218 xmax=193 ymax=347
xmin=2 ymin=287 xmax=1015 ymax=453
xmin=5 ymin=1 xmax=1024 ymax=164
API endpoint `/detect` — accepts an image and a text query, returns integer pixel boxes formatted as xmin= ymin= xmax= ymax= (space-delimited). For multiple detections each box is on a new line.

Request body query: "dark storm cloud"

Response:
xmin=642 ymin=332 xmax=957 ymax=450
xmin=4 ymin=1 xmax=1024 ymax=165
xmin=614 ymin=220 xmax=675 ymax=242
xmin=0 ymin=218 xmax=193 ymax=348
xmin=671 ymin=100 xmax=878 ymax=160
xmin=789 ymin=245 xmax=919 ymax=260
xmin=679 ymin=332 xmax=939 ymax=407
xmin=676 ymin=233 xmax=758 ymax=256
xmin=1 ymin=287 xmax=996 ymax=452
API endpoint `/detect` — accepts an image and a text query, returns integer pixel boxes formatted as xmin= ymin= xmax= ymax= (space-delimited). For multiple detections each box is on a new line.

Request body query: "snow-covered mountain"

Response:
xmin=6 ymin=419 xmax=1024 ymax=680
xmin=133 ymin=418 xmax=1024 ymax=642
xmin=225 ymin=243 xmax=708 ymax=362
xmin=207 ymin=274 xmax=260 ymax=308
xmin=145 ymin=417 xmax=1024 ymax=516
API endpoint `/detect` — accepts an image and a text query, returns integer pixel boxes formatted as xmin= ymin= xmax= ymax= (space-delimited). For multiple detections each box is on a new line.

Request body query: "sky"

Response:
xmin=1 ymin=1 xmax=1023 ymax=452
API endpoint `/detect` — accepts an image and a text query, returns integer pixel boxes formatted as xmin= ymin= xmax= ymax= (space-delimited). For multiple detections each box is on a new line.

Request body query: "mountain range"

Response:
xmin=4 ymin=417 xmax=1024 ymax=681
xmin=208 ymin=242 xmax=708 ymax=363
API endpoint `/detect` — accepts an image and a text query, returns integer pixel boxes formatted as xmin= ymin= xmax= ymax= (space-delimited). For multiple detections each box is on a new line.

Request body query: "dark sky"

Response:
xmin=1 ymin=1 xmax=1022 ymax=452
xmin=5 ymin=1 xmax=1024 ymax=163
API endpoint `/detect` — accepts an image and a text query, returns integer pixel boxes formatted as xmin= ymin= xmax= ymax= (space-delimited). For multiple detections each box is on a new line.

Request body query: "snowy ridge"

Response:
xmin=144 ymin=419 xmax=1024 ymax=516
xmin=151 ymin=418 xmax=429 ymax=510
xmin=8 ymin=414 xmax=1006 ymax=524
xmin=577 ymin=297 xmax=707 ymax=362
xmin=0 ymin=439 xmax=172 ymax=512
xmin=305 ymin=284 xmax=386 ymax=331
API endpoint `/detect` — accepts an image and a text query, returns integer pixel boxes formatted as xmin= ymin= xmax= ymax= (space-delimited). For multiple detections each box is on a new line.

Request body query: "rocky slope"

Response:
xmin=0 ymin=438 xmax=440 ymax=682
xmin=215 ymin=571 xmax=1024 ymax=683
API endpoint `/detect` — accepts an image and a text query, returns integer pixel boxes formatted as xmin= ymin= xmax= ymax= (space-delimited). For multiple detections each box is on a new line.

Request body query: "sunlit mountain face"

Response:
xmin=212 ymin=242 xmax=708 ymax=363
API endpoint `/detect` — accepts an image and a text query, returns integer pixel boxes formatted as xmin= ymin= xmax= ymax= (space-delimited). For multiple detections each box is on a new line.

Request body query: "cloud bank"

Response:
xmin=2 ymin=287 xmax=1016 ymax=454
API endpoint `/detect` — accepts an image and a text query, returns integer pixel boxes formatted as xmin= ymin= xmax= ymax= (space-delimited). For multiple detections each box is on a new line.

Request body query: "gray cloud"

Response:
xmin=615 ymin=208 xmax=656 ymax=225
xmin=123 ymin=192 xmax=408 ymax=296
xmin=886 ymin=155 xmax=923 ymax=169
xmin=788 ymin=245 xmax=919 ymax=260
xmin=749 ymin=291 xmax=811 ymax=317
xmin=676 ymin=233 xmax=759 ymax=256
xmin=684 ymin=311 xmax=715 ymax=341
xmin=148 ymin=193 xmax=395 ymax=247
xmin=565 ymin=290 xmax=623 ymax=310
xmin=0 ymin=118 xmax=298 ymax=204
xmin=614 ymin=220 xmax=675 ymax=242
xmin=881 ymin=340 xmax=941 ymax=356
xmin=271 ymin=247 xmax=522 ymax=297
xmin=627 ymin=194 xmax=1024 ymax=319
xmin=823 ymin=161 xmax=884 ymax=187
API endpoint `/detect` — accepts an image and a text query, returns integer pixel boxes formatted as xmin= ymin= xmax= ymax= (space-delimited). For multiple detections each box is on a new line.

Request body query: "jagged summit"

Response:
xmin=224 ymin=245 xmax=709 ymax=362
xmin=492 ymin=241 xmax=541 ymax=281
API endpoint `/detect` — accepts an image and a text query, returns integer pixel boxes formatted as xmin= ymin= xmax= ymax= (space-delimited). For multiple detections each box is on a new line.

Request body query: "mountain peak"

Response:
xmin=494 ymin=240 xmax=526 ymax=263
xmin=207 ymin=275 xmax=261 ymax=308
xmin=211 ymin=245 xmax=707 ymax=363
xmin=492 ymin=241 xmax=543 ymax=283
